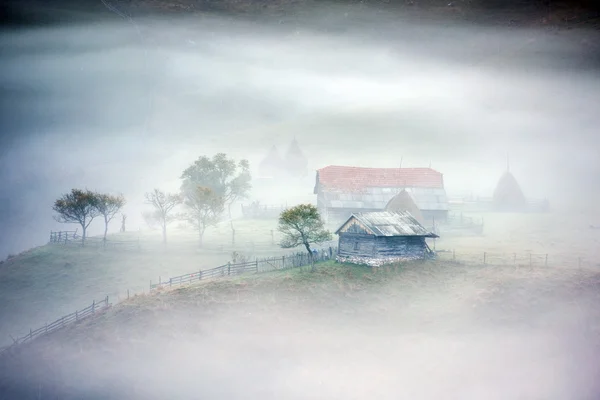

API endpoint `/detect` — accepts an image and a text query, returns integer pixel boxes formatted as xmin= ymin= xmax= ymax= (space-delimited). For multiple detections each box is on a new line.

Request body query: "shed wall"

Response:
xmin=338 ymin=234 xmax=428 ymax=258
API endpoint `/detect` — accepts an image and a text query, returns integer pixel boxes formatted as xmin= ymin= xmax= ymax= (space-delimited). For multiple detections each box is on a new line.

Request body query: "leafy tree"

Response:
xmin=144 ymin=189 xmax=182 ymax=244
xmin=52 ymin=189 xmax=100 ymax=245
xmin=182 ymin=186 xmax=224 ymax=247
xmin=95 ymin=193 xmax=126 ymax=243
xmin=180 ymin=153 xmax=251 ymax=244
xmin=278 ymin=204 xmax=332 ymax=272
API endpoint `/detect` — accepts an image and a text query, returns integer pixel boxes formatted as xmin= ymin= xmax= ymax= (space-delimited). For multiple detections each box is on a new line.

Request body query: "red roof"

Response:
xmin=316 ymin=165 xmax=444 ymax=192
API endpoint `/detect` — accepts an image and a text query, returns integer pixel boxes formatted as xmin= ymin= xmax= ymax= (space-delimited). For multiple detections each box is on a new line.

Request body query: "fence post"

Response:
xmin=199 ymin=269 xmax=202 ymax=281
xmin=545 ymin=254 xmax=548 ymax=266
xmin=92 ymin=300 xmax=95 ymax=314
xmin=45 ymin=322 xmax=48 ymax=334
xmin=29 ymin=328 xmax=32 ymax=340
xmin=169 ymin=278 xmax=172 ymax=287
xmin=483 ymin=252 xmax=486 ymax=265
xmin=64 ymin=233 xmax=68 ymax=245
xmin=282 ymin=256 xmax=285 ymax=269
xmin=76 ymin=310 xmax=78 ymax=321
xmin=256 ymin=259 xmax=259 ymax=273
xmin=105 ymin=296 xmax=109 ymax=306
xmin=228 ymin=262 xmax=231 ymax=275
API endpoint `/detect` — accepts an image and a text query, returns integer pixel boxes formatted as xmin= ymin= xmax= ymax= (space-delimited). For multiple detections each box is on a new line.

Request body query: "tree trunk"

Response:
xmin=162 ymin=223 xmax=167 ymax=244
xmin=304 ymin=242 xmax=315 ymax=272
xmin=103 ymin=216 xmax=109 ymax=245
xmin=228 ymin=204 xmax=235 ymax=245
xmin=198 ymin=223 xmax=204 ymax=248
xmin=81 ymin=225 xmax=87 ymax=246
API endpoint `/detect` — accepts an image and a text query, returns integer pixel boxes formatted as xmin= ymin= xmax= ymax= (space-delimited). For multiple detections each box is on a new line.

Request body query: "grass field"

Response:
xmin=0 ymin=218 xmax=336 ymax=348
xmin=1 ymin=257 xmax=599 ymax=399
xmin=1 ymin=210 xmax=598 ymax=350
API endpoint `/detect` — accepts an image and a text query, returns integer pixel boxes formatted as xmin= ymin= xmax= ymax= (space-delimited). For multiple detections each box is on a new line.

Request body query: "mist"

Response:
xmin=1 ymin=4 xmax=600 ymax=260
xmin=1 ymin=2 xmax=600 ymax=397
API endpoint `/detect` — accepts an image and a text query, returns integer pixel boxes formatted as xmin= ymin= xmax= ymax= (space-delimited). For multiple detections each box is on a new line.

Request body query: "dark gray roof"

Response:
xmin=335 ymin=211 xmax=439 ymax=238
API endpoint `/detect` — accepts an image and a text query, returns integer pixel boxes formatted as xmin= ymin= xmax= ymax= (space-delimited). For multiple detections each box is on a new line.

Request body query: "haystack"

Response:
xmin=283 ymin=138 xmax=308 ymax=177
xmin=492 ymin=171 xmax=527 ymax=211
xmin=384 ymin=190 xmax=425 ymax=224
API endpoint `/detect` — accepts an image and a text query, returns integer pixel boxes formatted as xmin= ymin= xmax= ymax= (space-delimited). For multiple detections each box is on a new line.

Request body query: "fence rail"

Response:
xmin=3 ymin=244 xmax=595 ymax=358
xmin=0 ymin=297 xmax=110 ymax=356
xmin=150 ymin=247 xmax=336 ymax=290
xmin=49 ymin=231 xmax=141 ymax=249
xmin=49 ymin=230 xmax=79 ymax=244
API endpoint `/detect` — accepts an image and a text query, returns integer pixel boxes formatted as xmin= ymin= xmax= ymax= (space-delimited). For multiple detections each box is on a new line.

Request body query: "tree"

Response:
xmin=120 ymin=214 xmax=127 ymax=232
xmin=144 ymin=189 xmax=182 ymax=244
xmin=278 ymin=204 xmax=332 ymax=272
xmin=182 ymin=186 xmax=224 ymax=247
xmin=52 ymin=189 xmax=101 ymax=246
xmin=180 ymin=153 xmax=252 ymax=244
xmin=95 ymin=193 xmax=126 ymax=243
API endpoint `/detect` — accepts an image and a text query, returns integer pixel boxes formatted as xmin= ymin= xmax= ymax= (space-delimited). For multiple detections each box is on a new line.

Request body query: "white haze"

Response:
xmin=1 ymin=5 xmax=600 ymax=398
xmin=1 ymin=8 xmax=600 ymax=260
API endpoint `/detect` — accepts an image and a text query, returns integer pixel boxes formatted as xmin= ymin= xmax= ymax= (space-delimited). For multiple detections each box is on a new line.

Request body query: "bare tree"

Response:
xmin=95 ymin=193 xmax=126 ymax=243
xmin=52 ymin=189 xmax=101 ymax=246
xmin=144 ymin=189 xmax=182 ymax=244
xmin=182 ymin=186 xmax=224 ymax=247
xmin=278 ymin=204 xmax=332 ymax=272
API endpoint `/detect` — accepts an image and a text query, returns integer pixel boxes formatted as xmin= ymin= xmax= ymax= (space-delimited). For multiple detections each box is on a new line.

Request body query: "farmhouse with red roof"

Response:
xmin=314 ymin=165 xmax=449 ymax=224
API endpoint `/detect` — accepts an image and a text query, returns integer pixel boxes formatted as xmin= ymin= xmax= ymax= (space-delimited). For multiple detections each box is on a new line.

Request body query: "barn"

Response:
xmin=314 ymin=165 xmax=449 ymax=226
xmin=335 ymin=211 xmax=439 ymax=266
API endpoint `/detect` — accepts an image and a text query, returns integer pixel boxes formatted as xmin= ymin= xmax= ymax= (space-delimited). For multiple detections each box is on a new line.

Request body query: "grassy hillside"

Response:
xmin=1 ymin=259 xmax=599 ymax=399
xmin=1 ymin=211 xmax=597 ymax=350
xmin=0 ymin=218 xmax=336 ymax=348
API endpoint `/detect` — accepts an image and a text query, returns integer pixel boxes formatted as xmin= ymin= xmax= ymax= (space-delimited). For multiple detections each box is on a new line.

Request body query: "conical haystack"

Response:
xmin=258 ymin=145 xmax=285 ymax=178
xmin=492 ymin=171 xmax=527 ymax=211
xmin=284 ymin=138 xmax=308 ymax=177
xmin=385 ymin=190 xmax=425 ymax=224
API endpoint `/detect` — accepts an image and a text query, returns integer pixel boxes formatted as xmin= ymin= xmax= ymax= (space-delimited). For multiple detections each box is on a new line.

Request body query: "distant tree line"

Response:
xmin=51 ymin=153 xmax=333 ymax=265
xmin=52 ymin=153 xmax=251 ymax=248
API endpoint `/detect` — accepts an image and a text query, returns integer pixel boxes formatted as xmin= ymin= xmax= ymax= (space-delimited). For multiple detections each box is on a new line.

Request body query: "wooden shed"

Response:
xmin=335 ymin=211 xmax=438 ymax=266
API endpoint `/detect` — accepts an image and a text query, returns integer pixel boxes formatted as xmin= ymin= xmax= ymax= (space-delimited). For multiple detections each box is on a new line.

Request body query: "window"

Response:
xmin=353 ymin=241 xmax=360 ymax=251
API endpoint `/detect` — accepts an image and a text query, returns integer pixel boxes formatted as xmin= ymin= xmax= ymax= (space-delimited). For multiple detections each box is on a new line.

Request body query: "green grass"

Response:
xmin=0 ymin=218 xmax=336 ymax=348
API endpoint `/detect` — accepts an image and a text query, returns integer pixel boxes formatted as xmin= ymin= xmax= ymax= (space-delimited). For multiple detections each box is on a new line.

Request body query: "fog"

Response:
xmin=1 ymin=4 xmax=600 ymax=260
xmin=2 ymin=261 xmax=600 ymax=399
xmin=1 ymin=2 xmax=600 ymax=398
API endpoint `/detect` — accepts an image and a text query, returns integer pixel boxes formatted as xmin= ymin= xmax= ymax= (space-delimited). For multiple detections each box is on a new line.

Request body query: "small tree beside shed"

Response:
xmin=278 ymin=204 xmax=332 ymax=272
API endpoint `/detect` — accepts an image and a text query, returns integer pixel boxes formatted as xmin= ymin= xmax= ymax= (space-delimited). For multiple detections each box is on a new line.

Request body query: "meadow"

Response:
xmin=0 ymin=218 xmax=335 ymax=348
xmin=1 ymin=255 xmax=599 ymax=399
xmin=1 ymin=208 xmax=598 ymax=351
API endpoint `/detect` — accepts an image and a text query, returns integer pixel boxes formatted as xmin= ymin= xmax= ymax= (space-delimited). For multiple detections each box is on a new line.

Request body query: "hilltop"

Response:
xmin=1 ymin=259 xmax=599 ymax=399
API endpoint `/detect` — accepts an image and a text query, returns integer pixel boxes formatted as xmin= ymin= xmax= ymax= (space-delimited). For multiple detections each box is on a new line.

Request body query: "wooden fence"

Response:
xmin=241 ymin=203 xmax=287 ymax=219
xmin=3 ymin=245 xmax=594 ymax=358
xmin=0 ymin=296 xmax=110 ymax=356
xmin=49 ymin=230 xmax=79 ymax=244
xmin=150 ymin=246 xmax=337 ymax=290
xmin=49 ymin=231 xmax=141 ymax=250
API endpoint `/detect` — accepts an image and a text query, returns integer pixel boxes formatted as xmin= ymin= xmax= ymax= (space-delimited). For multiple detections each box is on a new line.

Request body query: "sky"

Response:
xmin=1 ymin=3 xmax=600 ymax=259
